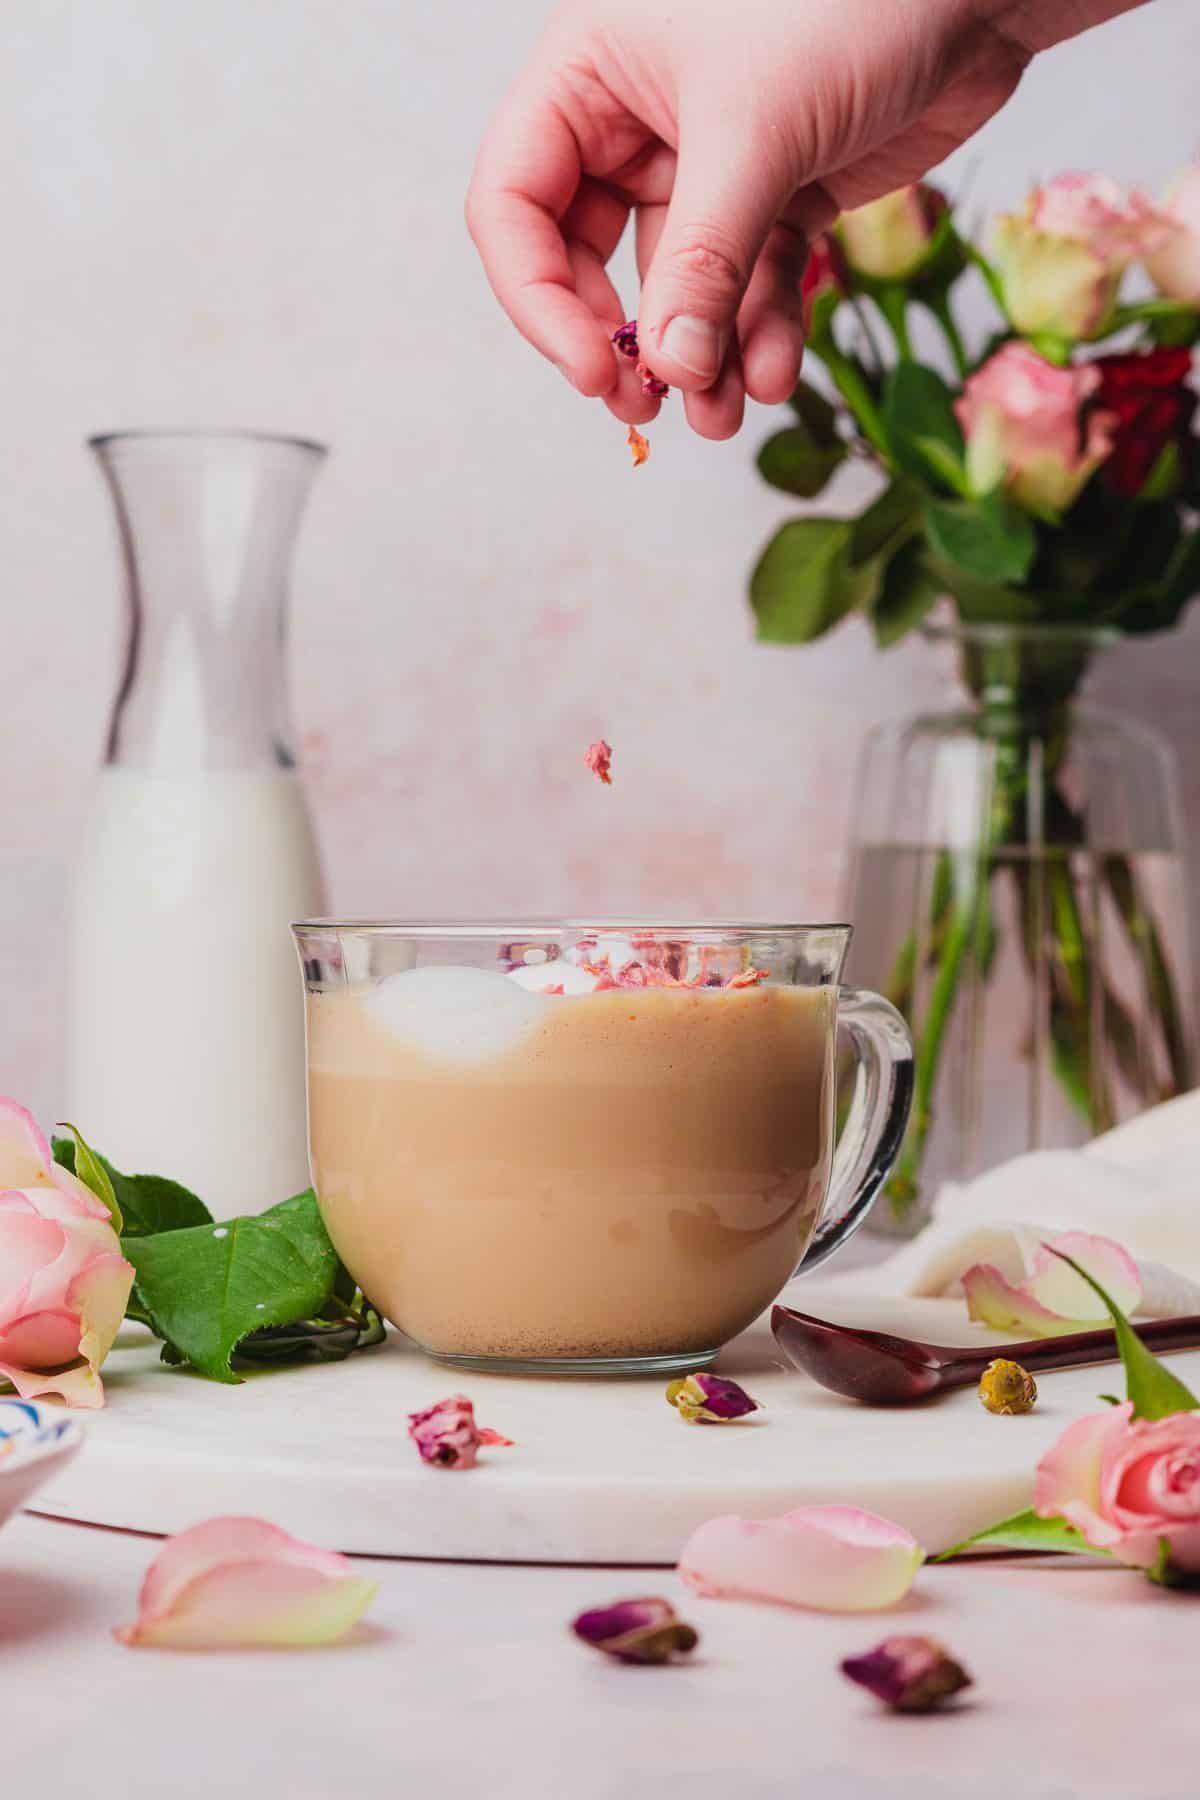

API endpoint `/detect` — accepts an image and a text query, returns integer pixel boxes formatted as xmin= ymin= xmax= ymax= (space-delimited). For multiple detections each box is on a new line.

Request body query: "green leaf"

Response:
xmin=1045 ymin=1245 xmax=1200 ymax=1422
xmin=787 ymin=378 xmax=840 ymax=446
xmin=871 ymin=538 xmax=940 ymax=648
xmin=52 ymin=1137 xmax=212 ymax=1237
xmin=1028 ymin=332 xmax=1072 ymax=366
xmin=883 ymin=363 xmax=965 ymax=487
xmin=54 ymin=1124 xmax=122 ymax=1234
xmin=917 ymin=550 xmax=1038 ymax=625
xmin=849 ymin=479 xmax=921 ymax=565
xmin=924 ymin=492 xmax=1037 ymax=585
xmin=750 ymin=519 xmax=858 ymax=644
xmin=935 ymin=1507 xmax=1108 ymax=1563
xmin=124 ymin=1189 xmax=341 ymax=1384
xmin=911 ymin=434 xmax=971 ymax=497
xmin=1147 ymin=1537 xmax=1200 ymax=1590
xmin=756 ymin=427 xmax=846 ymax=498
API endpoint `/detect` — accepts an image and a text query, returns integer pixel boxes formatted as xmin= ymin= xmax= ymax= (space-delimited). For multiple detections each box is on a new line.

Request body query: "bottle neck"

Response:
xmin=93 ymin=432 xmax=324 ymax=774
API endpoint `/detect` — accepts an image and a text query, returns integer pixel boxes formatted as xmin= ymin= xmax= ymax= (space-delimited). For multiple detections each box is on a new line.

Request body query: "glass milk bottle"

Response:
xmin=64 ymin=431 xmax=328 ymax=1215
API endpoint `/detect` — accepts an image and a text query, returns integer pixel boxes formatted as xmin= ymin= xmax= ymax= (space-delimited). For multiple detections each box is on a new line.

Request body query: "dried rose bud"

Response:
xmin=666 ymin=1373 xmax=760 ymax=1424
xmin=841 ymin=1635 xmax=972 ymax=1713
xmin=612 ymin=320 xmax=640 ymax=359
xmin=978 ymin=1358 xmax=1038 ymax=1415
xmin=572 ymin=1596 xmax=699 ymax=1665
xmin=407 ymin=1394 xmax=513 ymax=1470
xmin=636 ymin=359 xmax=670 ymax=399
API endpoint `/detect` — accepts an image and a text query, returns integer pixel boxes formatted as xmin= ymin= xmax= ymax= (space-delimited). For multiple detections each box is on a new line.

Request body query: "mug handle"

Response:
xmin=794 ymin=987 xmax=915 ymax=1275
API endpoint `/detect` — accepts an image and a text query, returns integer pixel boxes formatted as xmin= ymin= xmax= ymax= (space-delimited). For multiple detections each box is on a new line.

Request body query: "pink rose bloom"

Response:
xmin=1143 ymin=162 xmax=1200 ymax=302
xmin=1036 ymin=1402 xmax=1200 ymax=1576
xmin=954 ymin=343 xmax=1114 ymax=515
xmin=993 ymin=172 xmax=1157 ymax=339
xmin=837 ymin=184 xmax=946 ymax=282
xmin=0 ymin=1099 xmax=133 ymax=1409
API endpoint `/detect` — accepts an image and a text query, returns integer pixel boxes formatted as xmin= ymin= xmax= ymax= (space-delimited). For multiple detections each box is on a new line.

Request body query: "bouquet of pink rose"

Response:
xmin=751 ymin=166 xmax=1200 ymax=1214
xmin=752 ymin=167 xmax=1200 ymax=649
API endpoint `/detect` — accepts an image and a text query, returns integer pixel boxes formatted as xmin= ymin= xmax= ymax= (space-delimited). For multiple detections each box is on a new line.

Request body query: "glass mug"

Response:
xmin=293 ymin=922 xmax=914 ymax=1376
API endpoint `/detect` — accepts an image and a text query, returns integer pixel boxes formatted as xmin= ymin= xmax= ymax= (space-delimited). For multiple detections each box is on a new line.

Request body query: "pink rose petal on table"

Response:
xmin=963 ymin=1231 xmax=1141 ymax=1338
xmin=115 ymin=1516 xmax=378 ymax=1649
xmin=679 ymin=1505 xmax=923 ymax=1613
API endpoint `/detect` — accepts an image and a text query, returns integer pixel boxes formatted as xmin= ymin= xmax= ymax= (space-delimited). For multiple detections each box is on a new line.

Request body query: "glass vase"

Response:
xmin=844 ymin=622 xmax=1196 ymax=1234
xmin=63 ymin=431 xmax=328 ymax=1216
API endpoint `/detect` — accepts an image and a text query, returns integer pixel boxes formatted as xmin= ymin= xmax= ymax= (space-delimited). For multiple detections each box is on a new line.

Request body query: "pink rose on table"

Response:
xmin=992 ymin=172 xmax=1154 ymax=339
xmin=1143 ymin=162 xmax=1200 ymax=302
xmin=837 ymin=185 xmax=946 ymax=282
xmin=0 ymin=1099 xmax=133 ymax=1409
xmin=954 ymin=343 xmax=1114 ymax=514
xmin=1036 ymin=1402 xmax=1200 ymax=1576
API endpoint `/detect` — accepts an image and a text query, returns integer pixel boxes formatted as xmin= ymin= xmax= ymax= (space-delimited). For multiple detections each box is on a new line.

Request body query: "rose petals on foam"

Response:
xmin=114 ymin=1516 xmax=378 ymax=1649
xmin=963 ymin=1231 xmax=1142 ymax=1338
xmin=679 ymin=1505 xmax=924 ymax=1613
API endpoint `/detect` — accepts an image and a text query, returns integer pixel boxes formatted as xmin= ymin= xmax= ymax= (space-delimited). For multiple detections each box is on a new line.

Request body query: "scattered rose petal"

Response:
xmin=841 ymin=1635 xmax=972 ymax=1712
xmin=407 ymin=1394 xmax=512 ymax=1470
xmin=679 ymin=1505 xmax=924 ymax=1613
xmin=666 ymin=1373 xmax=760 ymax=1424
xmin=978 ymin=1358 xmax=1038 ymax=1415
xmin=572 ymin=1596 xmax=699 ymax=1665
xmin=584 ymin=740 xmax=613 ymax=785
xmin=114 ymin=1516 xmax=377 ymax=1649
xmin=963 ymin=1231 xmax=1142 ymax=1338
xmin=626 ymin=424 xmax=650 ymax=467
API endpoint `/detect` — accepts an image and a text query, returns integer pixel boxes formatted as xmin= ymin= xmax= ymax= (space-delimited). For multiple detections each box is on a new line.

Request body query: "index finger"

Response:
xmin=466 ymin=83 xmax=620 ymax=397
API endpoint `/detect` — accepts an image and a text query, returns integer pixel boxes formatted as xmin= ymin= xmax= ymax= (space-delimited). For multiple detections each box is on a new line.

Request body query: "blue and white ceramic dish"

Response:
xmin=0 ymin=1399 xmax=84 ymax=1530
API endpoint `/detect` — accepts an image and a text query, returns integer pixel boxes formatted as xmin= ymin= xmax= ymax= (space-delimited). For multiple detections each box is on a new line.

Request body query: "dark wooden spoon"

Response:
xmin=772 ymin=1303 xmax=1200 ymax=1405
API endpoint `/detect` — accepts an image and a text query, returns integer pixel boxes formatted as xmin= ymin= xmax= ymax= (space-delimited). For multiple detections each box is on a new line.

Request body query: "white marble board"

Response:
xmin=32 ymin=1279 xmax=1198 ymax=1564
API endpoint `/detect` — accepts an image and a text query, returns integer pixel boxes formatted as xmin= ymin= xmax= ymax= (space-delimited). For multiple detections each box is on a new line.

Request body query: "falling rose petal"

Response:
xmin=572 ymin=1596 xmax=699 ymax=1665
xmin=407 ymin=1394 xmax=512 ymax=1470
xmin=114 ymin=1515 xmax=377 ymax=1649
xmin=679 ymin=1505 xmax=923 ymax=1613
xmin=584 ymin=740 xmax=613 ymax=786
xmin=627 ymin=425 xmax=650 ymax=468
xmin=841 ymin=1635 xmax=972 ymax=1712
xmin=964 ymin=1232 xmax=1142 ymax=1337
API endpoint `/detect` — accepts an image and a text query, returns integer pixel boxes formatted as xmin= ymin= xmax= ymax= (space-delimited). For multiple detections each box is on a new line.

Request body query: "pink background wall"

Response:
xmin=3 ymin=0 xmax=1200 ymax=1123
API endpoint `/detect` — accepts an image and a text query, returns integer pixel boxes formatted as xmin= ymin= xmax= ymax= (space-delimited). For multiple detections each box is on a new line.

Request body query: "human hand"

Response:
xmin=466 ymin=0 xmax=1147 ymax=439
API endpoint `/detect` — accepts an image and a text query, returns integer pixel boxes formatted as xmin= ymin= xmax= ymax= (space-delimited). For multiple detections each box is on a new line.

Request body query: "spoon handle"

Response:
xmin=944 ymin=1314 xmax=1200 ymax=1386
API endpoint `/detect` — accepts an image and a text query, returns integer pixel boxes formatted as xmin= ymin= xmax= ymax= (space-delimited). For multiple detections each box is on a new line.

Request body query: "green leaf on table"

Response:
xmin=756 ymin=427 xmax=846 ymax=498
xmin=883 ymin=363 xmax=965 ymax=487
xmin=1045 ymin=1246 xmax=1200 ymax=1422
xmin=923 ymin=492 xmax=1037 ymax=586
xmin=751 ymin=518 xmax=862 ymax=644
xmin=787 ymin=377 xmax=840 ymax=446
xmin=53 ymin=1124 xmax=122 ymax=1234
xmin=871 ymin=538 xmax=940 ymax=648
xmin=53 ymin=1137 xmax=212 ymax=1237
xmin=124 ymin=1188 xmax=340 ymax=1384
xmin=935 ymin=1508 xmax=1108 ymax=1563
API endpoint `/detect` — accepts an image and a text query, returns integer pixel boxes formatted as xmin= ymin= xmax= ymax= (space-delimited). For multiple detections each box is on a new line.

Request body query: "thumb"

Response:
xmin=638 ymin=105 xmax=796 ymax=391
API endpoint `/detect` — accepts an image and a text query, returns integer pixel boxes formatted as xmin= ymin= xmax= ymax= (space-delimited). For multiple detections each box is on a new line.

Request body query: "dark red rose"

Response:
xmin=1091 ymin=348 xmax=1196 ymax=497
xmin=802 ymin=233 xmax=848 ymax=329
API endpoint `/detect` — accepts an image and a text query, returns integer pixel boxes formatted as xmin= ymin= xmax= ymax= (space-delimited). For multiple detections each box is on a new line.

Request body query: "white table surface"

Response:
xmin=3 ymin=1509 xmax=1195 ymax=1800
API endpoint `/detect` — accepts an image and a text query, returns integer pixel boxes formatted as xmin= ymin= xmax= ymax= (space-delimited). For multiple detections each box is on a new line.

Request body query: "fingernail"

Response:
xmin=659 ymin=315 xmax=723 ymax=379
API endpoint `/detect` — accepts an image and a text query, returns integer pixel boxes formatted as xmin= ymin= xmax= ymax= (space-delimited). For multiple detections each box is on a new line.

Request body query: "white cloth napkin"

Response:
xmin=849 ymin=1089 xmax=1200 ymax=1318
